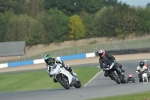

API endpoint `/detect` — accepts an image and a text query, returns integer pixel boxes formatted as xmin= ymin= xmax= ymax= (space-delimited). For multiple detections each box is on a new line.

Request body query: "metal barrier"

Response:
xmin=95 ymin=48 xmax=150 ymax=56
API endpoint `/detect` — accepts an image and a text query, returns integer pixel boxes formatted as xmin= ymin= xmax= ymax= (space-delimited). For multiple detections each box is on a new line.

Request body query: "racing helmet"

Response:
xmin=139 ymin=61 xmax=144 ymax=68
xmin=44 ymin=54 xmax=53 ymax=65
xmin=98 ymin=49 xmax=105 ymax=58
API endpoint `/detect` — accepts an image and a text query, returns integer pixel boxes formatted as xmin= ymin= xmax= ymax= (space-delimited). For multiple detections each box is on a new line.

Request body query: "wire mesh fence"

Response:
xmin=1 ymin=36 xmax=150 ymax=63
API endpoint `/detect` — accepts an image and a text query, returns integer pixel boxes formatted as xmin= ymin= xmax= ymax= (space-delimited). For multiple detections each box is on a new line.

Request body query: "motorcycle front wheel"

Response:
xmin=111 ymin=71 xmax=121 ymax=84
xmin=57 ymin=75 xmax=70 ymax=89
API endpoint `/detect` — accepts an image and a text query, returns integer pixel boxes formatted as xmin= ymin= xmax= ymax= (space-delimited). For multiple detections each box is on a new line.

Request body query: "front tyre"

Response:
xmin=111 ymin=71 xmax=120 ymax=84
xmin=57 ymin=75 xmax=70 ymax=89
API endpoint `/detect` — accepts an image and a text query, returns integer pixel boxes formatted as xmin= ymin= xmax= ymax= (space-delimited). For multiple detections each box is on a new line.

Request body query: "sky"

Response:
xmin=118 ymin=0 xmax=150 ymax=7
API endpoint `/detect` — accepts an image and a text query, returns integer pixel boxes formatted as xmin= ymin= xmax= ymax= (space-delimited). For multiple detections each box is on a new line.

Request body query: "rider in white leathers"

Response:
xmin=44 ymin=54 xmax=76 ymax=83
xmin=136 ymin=61 xmax=149 ymax=82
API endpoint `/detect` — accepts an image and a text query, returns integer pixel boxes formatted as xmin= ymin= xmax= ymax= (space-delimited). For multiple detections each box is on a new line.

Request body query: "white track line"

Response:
xmin=84 ymin=69 xmax=103 ymax=87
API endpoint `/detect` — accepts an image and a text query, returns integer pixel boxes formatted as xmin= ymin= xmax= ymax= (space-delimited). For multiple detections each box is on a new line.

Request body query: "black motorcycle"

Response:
xmin=102 ymin=60 xmax=126 ymax=84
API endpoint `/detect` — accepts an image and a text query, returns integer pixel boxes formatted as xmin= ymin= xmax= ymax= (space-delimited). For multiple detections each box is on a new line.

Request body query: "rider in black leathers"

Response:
xmin=98 ymin=49 xmax=125 ymax=77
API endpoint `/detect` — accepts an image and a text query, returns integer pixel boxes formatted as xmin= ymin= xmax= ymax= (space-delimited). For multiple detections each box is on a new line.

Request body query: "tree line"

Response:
xmin=0 ymin=0 xmax=150 ymax=46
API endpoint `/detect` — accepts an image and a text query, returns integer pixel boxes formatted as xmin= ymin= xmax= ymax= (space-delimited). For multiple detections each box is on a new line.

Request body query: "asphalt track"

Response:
xmin=0 ymin=60 xmax=150 ymax=100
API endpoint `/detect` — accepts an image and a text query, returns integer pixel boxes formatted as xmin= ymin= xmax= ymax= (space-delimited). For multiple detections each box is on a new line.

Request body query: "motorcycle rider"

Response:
xmin=98 ymin=49 xmax=125 ymax=77
xmin=44 ymin=54 xmax=76 ymax=82
xmin=136 ymin=61 xmax=150 ymax=82
xmin=144 ymin=60 xmax=149 ymax=68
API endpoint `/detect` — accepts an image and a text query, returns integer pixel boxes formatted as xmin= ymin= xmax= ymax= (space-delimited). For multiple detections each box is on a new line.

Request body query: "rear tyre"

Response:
xmin=127 ymin=78 xmax=130 ymax=83
xmin=111 ymin=71 xmax=120 ymax=84
xmin=57 ymin=75 xmax=70 ymax=89
xmin=121 ymin=78 xmax=127 ymax=84
xmin=74 ymin=80 xmax=81 ymax=88
xmin=132 ymin=78 xmax=135 ymax=83
xmin=144 ymin=78 xmax=148 ymax=82
xmin=121 ymin=75 xmax=127 ymax=84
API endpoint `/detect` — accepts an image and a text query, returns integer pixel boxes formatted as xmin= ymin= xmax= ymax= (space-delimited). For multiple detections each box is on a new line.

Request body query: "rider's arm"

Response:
xmin=46 ymin=64 xmax=52 ymax=74
xmin=136 ymin=66 xmax=141 ymax=73
xmin=144 ymin=66 xmax=148 ymax=69
xmin=144 ymin=66 xmax=148 ymax=72
xmin=46 ymin=64 xmax=49 ymax=68
xmin=53 ymin=58 xmax=62 ymax=64
xmin=99 ymin=58 xmax=103 ymax=69
xmin=106 ymin=53 xmax=116 ymax=61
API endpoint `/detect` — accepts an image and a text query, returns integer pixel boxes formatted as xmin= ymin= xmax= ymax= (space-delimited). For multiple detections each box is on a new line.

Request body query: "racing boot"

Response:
xmin=104 ymin=71 xmax=108 ymax=77
xmin=53 ymin=78 xmax=58 ymax=83
xmin=48 ymin=74 xmax=52 ymax=77
xmin=121 ymin=69 xmax=125 ymax=72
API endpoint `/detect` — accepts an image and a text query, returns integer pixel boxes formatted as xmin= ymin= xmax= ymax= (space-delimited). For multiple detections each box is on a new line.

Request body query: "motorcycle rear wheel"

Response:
xmin=74 ymin=80 xmax=81 ymax=88
xmin=132 ymin=78 xmax=135 ymax=83
xmin=121 ymin=75 xmax=127 ymax=84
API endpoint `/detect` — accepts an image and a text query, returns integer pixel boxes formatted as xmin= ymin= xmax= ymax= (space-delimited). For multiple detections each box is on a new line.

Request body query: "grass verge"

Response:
xmin=0 ymin=66 xmax=100 ymax=92
xmin=91 ymin=91 xmax=150 ymax=100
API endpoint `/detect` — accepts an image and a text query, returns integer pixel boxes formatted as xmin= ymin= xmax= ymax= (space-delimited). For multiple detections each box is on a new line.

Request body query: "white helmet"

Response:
xmin=144 ymin=60 xmax=147 ymax=63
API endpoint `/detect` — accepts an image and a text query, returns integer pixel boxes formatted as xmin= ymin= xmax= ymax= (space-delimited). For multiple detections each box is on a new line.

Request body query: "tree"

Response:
xmin=0 ymin=13 xmax=7 ymax=42
xmin=146 ymin=3 xmax=150 ymax=8
xmin=81 ymin=0 xmax=104 ymax=14
xmin=94 ymin=3 xmax=139 ymax=39
xmin=44 ymin=0 xmax=82 ymax=15
xmin=0 ymin=0 xmax=23 ymax=14
xmin=22 ymin=0 xmax=45 ymax=18
xmin=136 ymin=7 xmax=150 ymax=35
xmin=43 ymin=8 xmax=69 ymax=44
xmin=44 ymin=0 xmax=105 ymax=16
xmin=104 ymin=0 xmax=118 ymax=7
xmin=5 ymin=14 xmax=43 ymax=46
xmin=68 ymin=15 xmax=85 ymax=40
xmin=94 ymin=6 xmax=115 ymax=37
xmin=80 ymin=11 xmax=96 ymax=38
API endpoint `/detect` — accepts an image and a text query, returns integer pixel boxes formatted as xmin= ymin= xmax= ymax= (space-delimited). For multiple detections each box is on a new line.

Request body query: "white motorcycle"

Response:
xmin=49 ymin=64 xmax=81 ymax=89
xmin=136 ymin=70 xmax=149 ymax=82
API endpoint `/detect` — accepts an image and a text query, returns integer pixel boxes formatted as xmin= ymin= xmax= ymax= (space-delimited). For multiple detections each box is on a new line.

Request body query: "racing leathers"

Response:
xmin=136 ymin=65 xmax=150 ymax=81
xmin=46 ymin=57 xmax=75 ymax=78
xmin=99 ymin=53 xmax=124 ymax=77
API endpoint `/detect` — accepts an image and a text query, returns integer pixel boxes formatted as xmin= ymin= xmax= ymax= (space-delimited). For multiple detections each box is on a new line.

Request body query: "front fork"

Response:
xmin=114 ymin=65 xmax=123 ymax=80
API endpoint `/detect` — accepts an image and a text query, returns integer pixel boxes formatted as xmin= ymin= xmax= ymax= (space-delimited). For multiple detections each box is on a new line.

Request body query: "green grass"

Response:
xmin=91 ymin=91 xmax=150 ymax=100
xmin=0 ymin=66 xmax=100 ymax=92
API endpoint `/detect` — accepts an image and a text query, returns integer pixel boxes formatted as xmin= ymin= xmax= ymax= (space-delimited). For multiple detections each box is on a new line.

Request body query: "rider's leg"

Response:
xmin=104 ymin=71 xmax=109 ymax=77
xmin=138 ymin=73 xmax=142 ymax=82
xmin=64 ymin=64 xmax=77 ymax=76
xmin=117 ymin=63 xmax=125 ymax=72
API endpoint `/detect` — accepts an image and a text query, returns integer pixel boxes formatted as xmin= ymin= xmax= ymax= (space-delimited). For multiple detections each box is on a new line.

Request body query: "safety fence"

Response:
xmin=1 ymin=46 xmax=150 ymax=69
xmin=95 ymin=47 xmax=150 ymax=56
